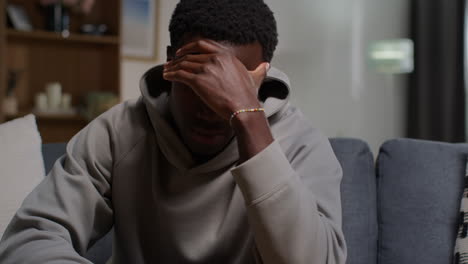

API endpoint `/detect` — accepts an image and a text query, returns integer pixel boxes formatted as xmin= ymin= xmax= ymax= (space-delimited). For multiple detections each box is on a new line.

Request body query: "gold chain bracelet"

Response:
xmin=229 ymin=108 xmax=265 ymax=127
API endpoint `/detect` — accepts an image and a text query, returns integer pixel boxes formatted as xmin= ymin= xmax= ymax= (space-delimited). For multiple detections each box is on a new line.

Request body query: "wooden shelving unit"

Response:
xmin=1 ymin=0 xmax=121 ymax=143
xmin=6 ymin=29 xmax=120 ymax=45
xmin=0 ymin=0 xmax=5 ymax=122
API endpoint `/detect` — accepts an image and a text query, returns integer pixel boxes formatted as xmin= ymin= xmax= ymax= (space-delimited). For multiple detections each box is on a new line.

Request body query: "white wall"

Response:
xmin=121 ymin=0 xmax=177 ymax=100
xmin=121 ymin=0 xmax=410 ymax=155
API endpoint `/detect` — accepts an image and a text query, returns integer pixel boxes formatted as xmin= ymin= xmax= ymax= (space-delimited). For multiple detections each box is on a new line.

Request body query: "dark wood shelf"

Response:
xmin=7 ymin=29 xmax=120 ymax=45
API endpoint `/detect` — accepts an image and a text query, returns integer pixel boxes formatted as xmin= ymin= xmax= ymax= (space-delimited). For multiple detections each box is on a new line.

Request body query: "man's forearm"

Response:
xmin=230 ymin=137 xmax=347 ymax=264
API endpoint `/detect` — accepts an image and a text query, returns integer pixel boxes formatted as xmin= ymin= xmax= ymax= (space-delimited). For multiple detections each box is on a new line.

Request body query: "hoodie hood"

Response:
xmin=139 ymin=64 xmax=291 ymax=174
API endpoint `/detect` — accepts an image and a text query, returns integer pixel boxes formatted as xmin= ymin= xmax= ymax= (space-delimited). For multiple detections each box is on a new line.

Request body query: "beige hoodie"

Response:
xmin=0 ymin=65 xmax=346 ymax=264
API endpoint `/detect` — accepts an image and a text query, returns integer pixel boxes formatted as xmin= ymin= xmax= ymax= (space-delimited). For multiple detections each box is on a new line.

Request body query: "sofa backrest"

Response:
xmin=376 ymin=138 xmax=468 ymax=264
xmin=42 ymin=138 xmax=468 ymax=264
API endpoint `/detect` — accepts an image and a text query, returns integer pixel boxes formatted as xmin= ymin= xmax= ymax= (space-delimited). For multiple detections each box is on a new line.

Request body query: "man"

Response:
xmin=0 ymin=0 xmax=346 ymax=263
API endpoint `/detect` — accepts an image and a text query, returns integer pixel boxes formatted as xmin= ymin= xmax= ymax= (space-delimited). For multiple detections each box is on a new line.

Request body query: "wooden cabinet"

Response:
xmin=1 ymin=0 xmax=121 ymax=143
xmin=0 ymin=0 xmax=5 ymax=122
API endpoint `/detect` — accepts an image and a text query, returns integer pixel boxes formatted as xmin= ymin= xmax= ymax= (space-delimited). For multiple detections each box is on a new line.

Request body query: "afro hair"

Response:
xmin=169 ymin=0 xmax=278 ymax=62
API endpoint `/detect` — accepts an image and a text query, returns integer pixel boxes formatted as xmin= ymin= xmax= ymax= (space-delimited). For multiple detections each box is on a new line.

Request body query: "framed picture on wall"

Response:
xmin=122 ymin=0 xmax=158 ymax=61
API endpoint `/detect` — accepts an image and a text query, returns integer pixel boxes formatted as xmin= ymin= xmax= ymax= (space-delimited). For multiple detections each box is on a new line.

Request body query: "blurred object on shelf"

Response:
xmin=39 ymin=0 xmax=95 ymax=15
xmin=80 ymin=24 xmax=108 ymax=36
xmin=42 ymin=3 xmax=70 ymax=37
xmin=84 ymin=92 xmax=119 ymax=121
xmin=6 ymin=4 xmax=33 ymax=31
xmin=61 ymin=93 xmax=72 ymax=110
xmin=32 ymin=83 xmax=77 ymax=116
xmin=3 ymin=70 xmax=22 ymax=115
xmin=7 ymin=70 xmax=22 ymax=97
xmin=39 ymin=0 xmax=96 ymax=37
xmin=34 ymin=93 xmax=48 ymax=112
xmin=3 ymin=97 xmax=18 ymax=116
xmin=46 ymin=82 xmax=62 ymax=110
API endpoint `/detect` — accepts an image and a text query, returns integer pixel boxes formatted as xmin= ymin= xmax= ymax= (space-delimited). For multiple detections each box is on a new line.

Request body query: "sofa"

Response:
xmin=42 ymin=138 xmax=468 ymax=264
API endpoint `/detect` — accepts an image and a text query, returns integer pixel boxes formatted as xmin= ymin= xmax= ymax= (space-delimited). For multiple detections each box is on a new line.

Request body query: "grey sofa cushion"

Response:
xmin=377 ymin=138 xmax=468 ymax=264
xmin=330 ymin=138 xmax=378 ymax=264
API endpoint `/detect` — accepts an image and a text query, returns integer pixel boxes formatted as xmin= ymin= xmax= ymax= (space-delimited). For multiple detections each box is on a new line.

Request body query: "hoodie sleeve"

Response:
xmin=231 ymin=108 xmax=347 ymax=264
xmin=0 ymin=113 xmax=115 ymax=264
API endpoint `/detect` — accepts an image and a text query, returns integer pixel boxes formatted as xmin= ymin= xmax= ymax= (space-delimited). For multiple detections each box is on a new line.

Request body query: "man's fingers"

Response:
xmin=164 ymin=60 xmax=204 ymax=74
xmin=175 ymin=40 xmax=222 ymax=57
xmin=250 ymin=62 xmax=270 ymax=88
xmin=163 ymin=69 xmax=197 ymax=87
xmin=166 ymin=54 xmax=213 ymax=67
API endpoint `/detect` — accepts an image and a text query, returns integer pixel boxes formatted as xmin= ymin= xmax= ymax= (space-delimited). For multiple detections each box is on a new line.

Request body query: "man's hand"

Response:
xmin=162 ymin=39 xmax=269 ymax=121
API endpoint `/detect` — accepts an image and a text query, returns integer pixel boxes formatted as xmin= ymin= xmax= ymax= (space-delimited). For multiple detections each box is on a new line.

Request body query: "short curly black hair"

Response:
xmin=169 ymin=0 xmax=278 ymax=62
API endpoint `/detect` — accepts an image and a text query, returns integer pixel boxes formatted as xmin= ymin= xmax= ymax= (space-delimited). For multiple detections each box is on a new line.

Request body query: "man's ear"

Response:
xmin=166 ymin=46 xmax=174 ymax=62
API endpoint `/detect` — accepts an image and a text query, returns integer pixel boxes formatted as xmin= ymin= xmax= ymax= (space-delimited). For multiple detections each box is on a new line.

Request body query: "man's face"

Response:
xmin=167 ymin=37 xmax=264 ymax=160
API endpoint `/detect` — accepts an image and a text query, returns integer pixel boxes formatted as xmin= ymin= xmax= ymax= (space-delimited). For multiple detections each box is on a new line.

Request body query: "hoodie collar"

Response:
xmin=139 ymin=64 xmax=291 ymax=174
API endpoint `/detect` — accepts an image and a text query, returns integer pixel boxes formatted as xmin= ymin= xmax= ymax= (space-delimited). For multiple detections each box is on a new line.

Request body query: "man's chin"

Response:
xmin=188 ymin=141 xmax=226 ymax=158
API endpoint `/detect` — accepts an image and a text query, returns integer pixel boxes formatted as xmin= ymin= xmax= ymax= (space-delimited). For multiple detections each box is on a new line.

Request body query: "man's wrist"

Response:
xmin=231 ymin=111 xmax=274 ymax=162
xmin=231 ymin=111 xmax=266 ymax=133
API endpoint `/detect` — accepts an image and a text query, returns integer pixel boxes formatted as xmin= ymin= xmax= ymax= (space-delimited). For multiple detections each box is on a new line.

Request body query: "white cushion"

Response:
xmin=0 ymin=114 xmax=44 ymax=238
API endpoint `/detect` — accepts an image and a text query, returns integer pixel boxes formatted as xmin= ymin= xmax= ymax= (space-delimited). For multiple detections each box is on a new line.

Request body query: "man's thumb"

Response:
xmin=251 ymin=62 xmax=270 ymax=87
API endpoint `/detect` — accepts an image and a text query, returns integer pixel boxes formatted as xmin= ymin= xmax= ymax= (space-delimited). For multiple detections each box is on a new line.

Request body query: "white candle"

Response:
xmin=61 ymin=93 xmax=72 ymax=110
xmin=35 ymin=93 xmax=48 ymax=112
xmin=46 ymin=82 xmax=62 ymax=110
